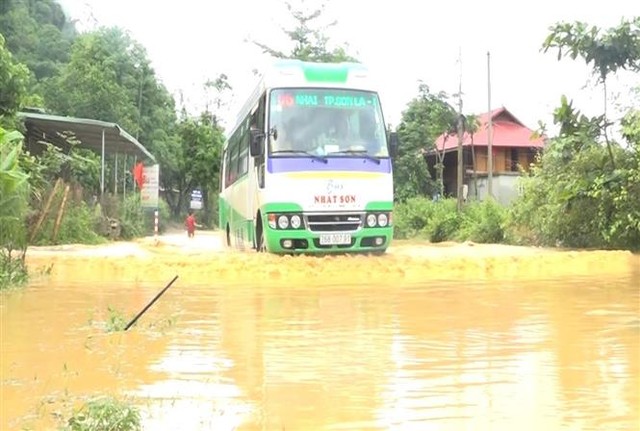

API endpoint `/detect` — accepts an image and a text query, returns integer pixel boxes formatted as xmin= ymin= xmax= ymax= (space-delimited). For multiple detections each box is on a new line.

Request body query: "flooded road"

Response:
xmin=2 ymin=232 xmax=639 ymax=430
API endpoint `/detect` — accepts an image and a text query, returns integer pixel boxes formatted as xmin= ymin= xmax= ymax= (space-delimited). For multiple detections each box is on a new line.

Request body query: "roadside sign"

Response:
xmin=141 ymin=164 xmax=160 ymax=208
xmin=190 ymin=189 xmax=202 ymax=210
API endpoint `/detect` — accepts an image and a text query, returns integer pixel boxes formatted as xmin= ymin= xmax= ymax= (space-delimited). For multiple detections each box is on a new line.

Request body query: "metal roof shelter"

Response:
xmin=18 ymin=112 xmax=156 ymax=197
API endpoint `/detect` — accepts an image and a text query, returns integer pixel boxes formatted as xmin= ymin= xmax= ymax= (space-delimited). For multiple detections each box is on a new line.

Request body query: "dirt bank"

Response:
xmin=24 ymin=231 xmax=639 ymax=285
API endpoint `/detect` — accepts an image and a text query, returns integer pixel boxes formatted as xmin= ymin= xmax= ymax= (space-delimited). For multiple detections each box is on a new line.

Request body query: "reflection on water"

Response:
xmin=1 ymin=253 xmax=639 ymax=430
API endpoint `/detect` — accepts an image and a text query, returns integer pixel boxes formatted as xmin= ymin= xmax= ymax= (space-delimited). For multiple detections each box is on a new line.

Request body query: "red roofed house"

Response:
xmin=424 ymin=107 xmax=545 ymax=205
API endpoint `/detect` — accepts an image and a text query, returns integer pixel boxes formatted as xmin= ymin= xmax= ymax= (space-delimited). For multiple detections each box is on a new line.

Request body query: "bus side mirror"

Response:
xmin=249 ymin=128 xmax=264 ymax=157
xmin=389 ymin=132 xmax=399 ymax=158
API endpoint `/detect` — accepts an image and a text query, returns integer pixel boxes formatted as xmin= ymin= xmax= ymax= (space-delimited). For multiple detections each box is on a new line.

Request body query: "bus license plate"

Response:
xmin=319 ymin=233 xmax=352 ymax=245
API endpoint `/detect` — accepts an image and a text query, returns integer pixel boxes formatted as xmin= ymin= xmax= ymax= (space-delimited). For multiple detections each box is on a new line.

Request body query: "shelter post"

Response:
xmin=101 ymin=128 xmax=105 ymax=199
xmin=114 ymin=153 xmax=118 ymax=195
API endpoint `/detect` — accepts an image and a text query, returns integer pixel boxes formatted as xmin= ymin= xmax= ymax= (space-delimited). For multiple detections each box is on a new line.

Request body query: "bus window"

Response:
xmin=227 ymin=139 xmax=239 ymax=185
xmin=237 ymin=132 xmax=249 ymax=177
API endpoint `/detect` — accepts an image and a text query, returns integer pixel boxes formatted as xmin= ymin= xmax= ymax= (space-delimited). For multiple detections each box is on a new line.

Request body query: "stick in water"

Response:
xmin=124 ymin=275 xmax=179 ymax=331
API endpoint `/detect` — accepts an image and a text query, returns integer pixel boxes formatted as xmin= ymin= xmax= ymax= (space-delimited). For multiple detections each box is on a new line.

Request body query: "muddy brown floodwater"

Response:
xmin=1 ymin=231 xmax=639 ymax=430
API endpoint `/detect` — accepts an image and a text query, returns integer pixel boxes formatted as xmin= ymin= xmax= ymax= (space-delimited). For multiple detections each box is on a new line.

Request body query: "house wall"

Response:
xmin=464 ymin=147 xmax=536 ymax=174
xmin=467 ymin=172 xmax=523 ymax=205
xmin=429 ymin=147 xmax=539 ymax=202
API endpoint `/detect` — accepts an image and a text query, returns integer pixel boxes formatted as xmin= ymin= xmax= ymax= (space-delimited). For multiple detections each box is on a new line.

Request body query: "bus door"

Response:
xmin=249 ymin=96 xmax=267 ymax=247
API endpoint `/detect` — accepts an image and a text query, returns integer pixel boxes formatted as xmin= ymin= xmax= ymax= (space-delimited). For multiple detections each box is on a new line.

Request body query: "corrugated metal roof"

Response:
xmin=18 ymin=112 xmax=156 ymax=162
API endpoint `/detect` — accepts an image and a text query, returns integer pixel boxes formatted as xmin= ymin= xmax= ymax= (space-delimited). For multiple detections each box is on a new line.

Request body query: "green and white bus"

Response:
xmin=219 ymin=60 xmax=397 ymax=254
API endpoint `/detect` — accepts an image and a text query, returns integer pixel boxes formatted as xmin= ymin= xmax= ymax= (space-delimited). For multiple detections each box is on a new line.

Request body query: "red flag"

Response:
xmin=132 ymin=162 xmax=145 ymax=189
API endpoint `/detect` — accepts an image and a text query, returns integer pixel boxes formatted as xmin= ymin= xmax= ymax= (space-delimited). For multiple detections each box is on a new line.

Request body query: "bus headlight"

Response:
xmin=377 ymin=213 xmax=388 ymax=227
xmin=277 ymin=215 xmax=289 ymax=229
xmin=366 ymin=214 xmax=377 ymax=227
xmin=290 ymin=214 xmax=302 ymax=229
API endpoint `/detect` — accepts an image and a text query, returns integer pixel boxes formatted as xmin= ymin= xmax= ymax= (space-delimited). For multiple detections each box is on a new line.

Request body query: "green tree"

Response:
xmin=0 ymin=33 xmax=30 ymax=120
xmin=542 ymin=16 xmax=640 ymax=168
xmin=0 ymin=126 xmax=29 ymax=288
xmin=394 ymin=83 xmax=457 ymax=201
xmin=0 ymin=0 xmax=76 ymax=81
xmin=159 ymin=112 xmax=225 ymax=223
xmin=41 ymin=27 xmax=176 ymax=151
xmin=508 ymin=18 xmax=640 ymax=250
xmin=43 ymin=28 xmax=139 ymax=131
xmin=252 ymin=0 xmax=357 ymax=62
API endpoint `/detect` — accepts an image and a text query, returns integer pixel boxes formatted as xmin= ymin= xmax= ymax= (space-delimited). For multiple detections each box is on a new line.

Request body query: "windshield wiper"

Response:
xmin=328 ymin=149 xmax=381 ymax=164
xmin=270 ymin=150 xmax=328 ymax=164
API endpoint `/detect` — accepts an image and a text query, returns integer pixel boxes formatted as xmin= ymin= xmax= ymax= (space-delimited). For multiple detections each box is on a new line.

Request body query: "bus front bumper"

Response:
xmin=264 ymin=227 xmax=393 ymax=254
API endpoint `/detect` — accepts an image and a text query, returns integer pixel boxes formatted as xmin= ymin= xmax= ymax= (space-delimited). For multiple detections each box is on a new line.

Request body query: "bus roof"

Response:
xmin=228 ymin=60 xmax=379 ymax=138
xmin=261 ymin=59 xmax=372 ymax=89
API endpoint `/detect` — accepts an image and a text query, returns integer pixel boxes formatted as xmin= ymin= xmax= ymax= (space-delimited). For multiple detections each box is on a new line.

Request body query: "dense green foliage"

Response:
xmin=0 ymin=34 xmax=32 ymax=118
xmin=0 ymin=2 xmax=229 ymax=288
xmin=394 ymin=197 xmax=506 ymax=243
xmin=0 ymin=0 xmax=75 ymax=83
xmin=508 ymin=17 xmax=640 ymax=249
xmin=508 ymin=104 xmax=640 ymax=249
xmin=394 ymin=84 xmax=458 ymax=201
xmin=0 ymin=126 xmax=29 ymax=289
xmin=161 ymin=112 xmax=225 ymax=223
xmin=63 ymin=396 xmax=141 ymax=431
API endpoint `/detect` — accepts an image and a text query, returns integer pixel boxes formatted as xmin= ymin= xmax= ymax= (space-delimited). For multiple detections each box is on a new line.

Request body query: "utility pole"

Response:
xmin=136 ymin=65 xmax=143 ymax=140
xmin=487 ymin=51 xmax=493 ymax=198
xmin=456 ymin=48 xmax=464 ymax=212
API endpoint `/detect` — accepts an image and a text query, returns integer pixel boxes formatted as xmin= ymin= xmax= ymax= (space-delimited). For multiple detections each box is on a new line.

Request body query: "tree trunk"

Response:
xmin=456 ymin=115 xmax=464 ymax=211
xmin=602 ymin=78 xmax=616 ymax=169
xmin=470 ymin=135 xmax=478 ymax=198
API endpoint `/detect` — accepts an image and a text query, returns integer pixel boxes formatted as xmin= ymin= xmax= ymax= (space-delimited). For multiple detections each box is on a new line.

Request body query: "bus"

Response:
xmin=219 ymin=60 xmax=397 ymax=254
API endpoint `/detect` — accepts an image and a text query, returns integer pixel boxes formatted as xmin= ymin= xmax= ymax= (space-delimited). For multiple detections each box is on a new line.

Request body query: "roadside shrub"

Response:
xmin=506 ymin=138 xmax=640 ymax=250
xmin=63 ymin=396 xmax=141 ymax=431
xmin=394 ymin=197 xmax=507 ymax=244
xmin=394 ymin=197 xmax=462 ymax=242
xmin=424 ymin=198 xmax=461 ymax=242
xmin=393 ymin=196 xmax=435 ymax=239
xmin=0 ymin=126 xmax=29 ymax=288
xmin=118 ymin=194 xmax=145 ymax=239
xmin=0 ymin=250 xmax=28 ymax=290
xmin=32 ymin=201 xmax=104 ymax=245
xmin=457 ymin=198 xmax=506 ymax=243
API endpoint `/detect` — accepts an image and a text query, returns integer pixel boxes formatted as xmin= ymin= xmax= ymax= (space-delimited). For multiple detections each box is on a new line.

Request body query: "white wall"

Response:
xmin=467 ymin=172 xmax=523 ymax=205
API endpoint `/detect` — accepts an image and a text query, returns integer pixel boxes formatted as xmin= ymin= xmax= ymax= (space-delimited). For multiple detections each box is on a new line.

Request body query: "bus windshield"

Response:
xmin=268 ymin=88 xmax=389 ymax=158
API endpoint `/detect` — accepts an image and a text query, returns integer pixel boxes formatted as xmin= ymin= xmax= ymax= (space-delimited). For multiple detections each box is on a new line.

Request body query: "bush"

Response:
xmin=32 ymin=200 xmax=104 ymax=245
xmin=457 ymin=198 xmax=506 ymax=243
xmin=506 ymin=140 xmax=640 ymax=249
xmin=393 ymin=197 xmax=461 ymax=242
xmin=424 ymin=198 xmax=460 ymax=242
xmin=394 ymin=197 xmax=508 ymax=244
xmin=0 ymin=250 xmax=28 ymax=290
xmin=63 ymin=396 xmax=141 ymax=431
xmin=118 ymin=194 xmax=145 ymax=239
xmin=393 ymin=196 xmax=436 ymax=239
xmin=0 ymin=126 xmax=30 ymax=288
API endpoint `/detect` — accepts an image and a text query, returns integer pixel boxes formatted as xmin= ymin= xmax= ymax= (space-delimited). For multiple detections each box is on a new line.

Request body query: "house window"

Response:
xmin=510 ymin=148 xmax=519 ymax=171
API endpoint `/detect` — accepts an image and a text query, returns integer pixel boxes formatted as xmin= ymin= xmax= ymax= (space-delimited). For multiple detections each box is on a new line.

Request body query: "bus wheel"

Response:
xmin=225 ymin=224 xmax=231 ymax=248
xmin=256 ymin=223 xmax=267 ymax=253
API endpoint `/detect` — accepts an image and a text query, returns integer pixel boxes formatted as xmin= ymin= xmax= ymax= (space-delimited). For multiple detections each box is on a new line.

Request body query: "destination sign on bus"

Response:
xmin=275 ymin=92 xmax=375 ymax=109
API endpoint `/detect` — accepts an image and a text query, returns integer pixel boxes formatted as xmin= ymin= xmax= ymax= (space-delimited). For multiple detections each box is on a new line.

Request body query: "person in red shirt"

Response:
xmin=185 ymin=211 xmax=197 ymax=238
